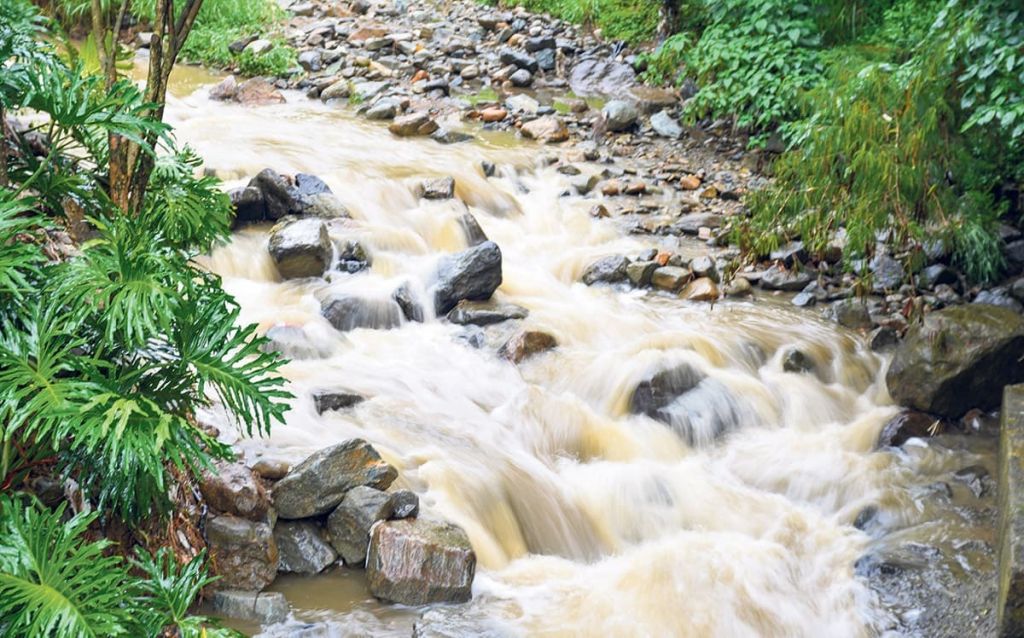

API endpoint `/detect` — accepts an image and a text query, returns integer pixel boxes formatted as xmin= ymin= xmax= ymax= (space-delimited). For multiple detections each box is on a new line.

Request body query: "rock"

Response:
xmin=320 ymin=294 xmax=403 ymax=332
xmin=320 ymin=80 xmax=351 ymax=102
xmin=792 ymin=292 xmax=816 ymax=307
xmin=999 ymin=385 xmax=1024 ymax=635
xmin=447 ymin=300 xmax=528 ymax=326
xmin=432 ymin=129 xmax=474 ymax=145
xmin=782 ymin=349 xmax=815 ymax=373
xmin=629 ymin=363 xmax=740 ymax=446
xmin=235 ymin=78 xmax=286 ymax=106
xmin=392 ymin=283 xmax=424 ymax=323
xmin=244 ymin=38 xmax=272 ymax=55
xmin=674 ymin=213 xmax=723 ymax=235
xmin=298 ymin=50 xmax=322 ymax=72
xmin=626 ymin=86 xmax=678 ymax=114
xmin=480 ymin=107 xmax=508 ymax=122
xmin=419 ymin=176 xmax=456 ymax=200
xmin=519 ymin=116 xmax=569 ymax=144
xmin=210 ymin=590 xmax=289 ymax=625
xmin=569 ymin=58 xmax=636 ymax=97
xmin=351 ymin=80 xmax=390 ymax=102
xmin=975 ymin=288 xmax=1024 ymax=313
xmin=681 ymin=277 xmax=719 ymax=302
xmin=272 ymin=439 xmax=398 ymax=519
xmin=869 ymin=326 xmax=900 ymax=352
xmin=499 ymin=330 xmax=557 ymax=363
xmin=509 ymin=69 xmax=533 ymax=87
xmin=626 ymin=260 xmax=659 ymax=287
xmin=335 ymin=240 xmax=370 ymax=273
xmin=760 ymin=265 xmax=814 ymax=292
xmin=312 ymin=390 xmax=365 ymax=414
xmin=326 ymin=486 xmax=394 ymax=565
xmin=886 ymin=304 xmax=1024 ymax=417
xmin=1006 ymin=239 xmax=1024 ymax=272
xmin=601 ymin=100 xmax=639 ymax=132
xmin=261 ymin=324 xmax=332 ymax=360
xmin=210 ymin=75 xmax=238 ymax=101
xmin=828 ymin=298 xmax=873 ymax=331
xmin=877 ymin=410 xmax=944 ymax=448
xmin=207 ymin=515 xmax=278 ymax=591
xmin=250 ymin=168 xmax=293 ymax=220
xmin=389 ymin=112 xmax=439 ymax=137
xmin=589 ymin=204 xmax=610 ymax=218
xmin=870 ymin=254 xmax=905 ymax=293
xmin=690 ymin=255 xmax=718 ymax=282
xmin=651 ymin=266 xmax=691 ymax=292
xmin=252 ymin=458 xmax=290 ymax=481
xmin=457 ymin=213 xmax=488 ymax=246
xmin=724 ymin=277 xmax=753 ymax=297
xmin=505 ymin=94 xmax=539 ymax=115
xmin=389 ymin=490 xmax=419 ymax=519
xmin=268 ymin=219 xmax=331 ymax=280
xmin=918 ymin=264 xmax=959 ymax=289
xmin=275 ymin=521 xmax=338 ymax=574
xmin=499 ymin=49 xmax=538 ymax=72
xmin=582 ymin=255 xmax=630 ymax=285
xmin=770 ymin=241 xmax=807 ymax=267
xmin=200 ymin=461 xmax=269 ymax=520
xmin=230 ymin=186 xmax=266 ymax=225
xmin=365 ymin=98 xmax=400 ymax=120
xmin=432 ymin=241 xmax=503 ymax=315
xmin=366 ymin=518 xmax=476 ymax=605
xmin=650 ymin=110 xmax=682 ymax=139
xmin=568 ymin=174 xmax=600 ymax=195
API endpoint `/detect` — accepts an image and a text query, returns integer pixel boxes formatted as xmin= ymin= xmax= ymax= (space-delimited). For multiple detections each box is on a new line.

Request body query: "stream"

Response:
xmin=160 ymin=67 xmax=997 ymax=637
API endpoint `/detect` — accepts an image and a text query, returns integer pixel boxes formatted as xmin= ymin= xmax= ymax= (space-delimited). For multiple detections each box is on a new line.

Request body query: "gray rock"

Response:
xmin=447 ymin=300 xmax=528 ymax=326
xmin=569 ymin=58 xmax=636 ymax=97
xmin=272 ymin=439 xmax=399 ymax=519
xmin=870 ymin=254 xmax=905 ymax=292
xmin=268 ymin=219 xmax=331 ymax=280
xmin=431 ymin=129 xmax=474 ymax=144
xmin=312 ymin=390 xmax=365 ymax=414
xmin=230 ymin=186 xmax=266 ymax=225
xmin=760 ymin=265 xmax=814 ymax=292
xmin=352 ymin=80 xmax=390 ymax=101
xmin=365 ymin=98 xmax=400 ymax=120
xmin=651 ymin=266 xmax=691 ymax=292
xmin=320 ymin=294 xmax=403 ymax=332
xmin=828 ymin=298 xmax=873 ymax=330
xmin=393 ymin=283 xmax=425 ymax=322
xmin=535 ymin=48 xmax=556 ymax=72
xmin=250 ymin=168 xmax=294 ymax=220
xmin=261 ymin=324 xmax=332 ymax=360
xmin=629 ymin=363 xmax=741 ymax=446
xmin=326 ymin=485 xmax=394 ymax=565
xmin=602 ymin=100 xmax=639 ymax=132
xmin=207 ymin=515 xmax=278 ymax=591
xmin=650 ymin=110 xmax=682 ymax=139
xmin=770 ymin=241 xmax=807 ymax=266
xmin=690 ymin=255 xmax=718 ymax=282
xmin=869 ymin=326 xmax=899 ymax=352
xmin=568 ymin=174 xmax=600 ymax=195
xmin=244 ymin=39 xmax=273 ymax=55
xmin=974 ymin=288 xmax=1023 ymax=313
xmin=432 ymin=241 xmax=503 ymax=315
xmin=419 ymin=176 xmax=456 ymax=200
xmin=275 ymin=520 xmax=338 ymax=574
xmin=367 ymin=518 xmax=476 ymax=605
xmin=335 ymin=240 xmax=370 ymax=273
xmin=458 ymin=213 xmax=488 ymax=246
xmin=524 ymin=36 xmax=555 ymax=52
xmin=782 ymin=349 xmax=815 ymax=373
xmin=389 ymin=112 xmax=439 ymax=137
xmin=298 ymin=50 xmax=322 ymax=72
xmin=626 ymin=260 xmax=659 ymax=287
xmin=505 ymin=94 xmax=539 ymax=114
xmin=582 ymin=255 xmax=630 ymax=285
xmin=200 ymin=461 xmax=269 ymax=521
xmin=674 ymin=213 xmax=724 ymax=235
xmin=320 ymin=80 xmax=351 ymax=102
xmin=918 ymin=264 xmax=959 ymax=289
xmin=210 ymin=590 xmax=289 ymax=625
xmin=499 ymin=48 xmax=538 ymax=72
xmin=389 ymin=489 xmax=419 ymax=519
xmin=509 ymin=68 xmax=533 ymax=87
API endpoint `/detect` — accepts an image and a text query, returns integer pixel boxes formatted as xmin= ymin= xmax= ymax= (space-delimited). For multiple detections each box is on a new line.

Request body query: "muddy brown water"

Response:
xmin=155 ymin=72 xmax=996 ymax=636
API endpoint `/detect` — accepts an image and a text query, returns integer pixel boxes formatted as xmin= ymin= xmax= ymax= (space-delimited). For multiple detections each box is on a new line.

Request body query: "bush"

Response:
xmin=486 ymin=0 xmax=661 ymax=43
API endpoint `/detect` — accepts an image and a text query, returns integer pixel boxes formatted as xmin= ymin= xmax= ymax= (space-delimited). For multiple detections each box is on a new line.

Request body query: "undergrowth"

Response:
xmin=479 ymin=0 xmax=661 ymax=43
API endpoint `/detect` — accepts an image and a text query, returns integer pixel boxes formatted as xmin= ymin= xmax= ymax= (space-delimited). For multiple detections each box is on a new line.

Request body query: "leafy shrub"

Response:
xmin=488 ymin=0 xmax=661 ymax=43
xmin=239 ymin=40 xmax=297 ymax=76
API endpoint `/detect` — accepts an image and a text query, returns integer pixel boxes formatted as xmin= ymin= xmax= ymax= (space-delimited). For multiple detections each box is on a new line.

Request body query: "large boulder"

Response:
xmin=200 ymin=461 xmax=269 ymax=520
xmin=327 ymin=486 xmax=396 ymax=565
xmin=366 ymin=518 xmax=476 ymax=605
xmin=886 ymin=304 xmax=1024 ymax=417
xmin=272 ymin=439 xmax=398 ymax=519
xmin=274 ymin=520 xmax=338 ymax=574
xmin=268 ymin=219 xmax=331 ymax=280
xmin=210 ymin=590 xmax=289 ymax=625
xmin=320 ymin=294 xmax=403 ymax=332
xmin=602 ymin=100 xmax=639 ymax=132
xmin=432 ymin=241 xmax=503 ymax=315
xmin=206 ymin=515 xmax=278 ymax=591
xmin=569 ymin=58 xmax=636 ymax=97
xmin=250 ymin=168 xmax=294 ymax=221
xmin=630 ymin=364 xmax=742 ymax=446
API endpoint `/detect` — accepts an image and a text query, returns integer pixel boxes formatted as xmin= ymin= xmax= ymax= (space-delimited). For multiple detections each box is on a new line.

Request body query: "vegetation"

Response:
xmin=479 ymin=0 xmax=661 ymax=43
xmin=1 ymin=0 xmax=290 ymax=634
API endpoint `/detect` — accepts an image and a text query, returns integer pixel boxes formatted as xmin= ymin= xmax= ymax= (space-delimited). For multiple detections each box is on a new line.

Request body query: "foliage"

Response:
xmin=238 ymin=40 xmax=297 ymax=77
xmin=484 ymin=0 xmax=661 ymax=43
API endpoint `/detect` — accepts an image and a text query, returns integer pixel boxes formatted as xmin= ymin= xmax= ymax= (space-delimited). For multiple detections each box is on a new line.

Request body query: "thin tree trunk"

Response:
xmin=0 ymin=104 xmax=8 ymax=188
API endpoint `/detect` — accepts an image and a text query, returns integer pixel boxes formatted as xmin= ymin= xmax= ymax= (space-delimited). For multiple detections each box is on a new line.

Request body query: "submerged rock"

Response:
xmin=432 ymin=241 xmax=503 ymax=315
xmin=367 ymin=518 xmax=476 ymax=605
xmin=207 ymin=515 xmax=278 ymax=591
xmin=418 ymin=176 xmax=456 ymax=200
xmin=269 ymin=218 xmax=332 ymax=280
xmin=877 ymin=410 xmax=945 ymax=448
xmin=499 ymin=330 xmax=557 ymax=363
xmin=312 ymin=390 xmax=365 ymax=414
xmin=274 ymin=520 xmax=338 ymax=574
xmin=272 ymin=439 xmax=398 ymax=519
xmin=447 ymin=300 xmax=528 ymax=326
xmin=326 ymin=485 xmax=395 ymax=565
xmin=210 ymin=590 xmax=289 ymax=625
xmin=630 ymin=364 xmax=742 ymax=446
xmin=886 ymin=304 xmax=1024 ymax=417
xmin=320 ymin=294 xmax=403 ymax=332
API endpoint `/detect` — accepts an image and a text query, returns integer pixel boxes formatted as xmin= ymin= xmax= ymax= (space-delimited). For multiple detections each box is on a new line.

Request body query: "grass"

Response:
xmin=480 ymin=0 xmax=660 ymax=43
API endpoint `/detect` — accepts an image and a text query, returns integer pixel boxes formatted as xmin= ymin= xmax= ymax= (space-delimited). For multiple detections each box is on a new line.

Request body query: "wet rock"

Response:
xmin=870 ymin=254 xmax=905 ymax=293
xmin=680 ymin=277 xmax=718 ymax=302
xmin=568 ymin=174 xmax=600 ymax=195
xmin=499 ymin=330 xmax=557 ymax=363
xmin=210 ymin=590 xmax=289 ymax=625
xmin=974 ymin=288 xmax=1024 ymax=312
xmin=261 ymin=324 xmax=332 ymax=360
xmin=210 ymin=75 xmax=239 ymax=101
xmin=235 ymin=78 xmax=286 ymax=106
xmin=268 ymin=219 xmax=331 ymax=280
xmin=690 ymin=255 xmax=718 ymax=282
xmin=760 ymin=265 xmax=814 ymax=292
xmin=249 ymin=168 xmax=292 ymax=220
xmin=272 ymin=439 xmax=398 ymax=519
xmin=629 ymin=363 xmax=740 ymax=446
xmin=207 ymin=515 xmax=278 ymax=591
xmin=367 ymin=518 xmax=476 ymax=605
xmin=320 ymin=294 xmax=403 ymax=332
xmin=230 ymin=186 xmax=266 ymax=225
xmin=389 ymin=489 xmax=419 ymax=519
xmin=432 ymin=129 xmax=474 ymax=145
xmin=252 ymin=458 xmax=291 ymax=481
xmin=886 ymin=304 xmax=1024 ymax=417
xmin=392 ymin=283 xmax=424 ymax=323
xmin=389 ymin=112 xmax=439 ymax=137
xmin=569 ymin=58 xmax=636 ymax=97
xmin=335 ymin=240 xmax=370 ymax=273
xmin=651 ymin=266 xmax=691 ymax=292
xmin=447 ymin=300 xmax=528 ymax=326
xmin=782 ymin=349 xmax=815 ymax=373
xmin=602 ymin=100 xmax=639 ymax=132
xmin=627 ymin=260 xmax=659 ymax=287
xmin=419 ymin=176 xmax=456 ymax=200
xmin=275 ymin=520 xmax=338 ymax=574
xmin=326 ymin=485 xmax=395 ymax=565
xmin=509 ymin=69 xmax=533 ymax=87
xmin=953 ymin=464 xmax=992 ymax=498
xmin=828 ymin=298 xmax=872 ymax=331
xmin=432 ymin=241 xmax=503 ymax=315
xmin=312 ymin=390 xmax=365 ymax=414
xmin=200 ymin=461 xmax=269 ymax=520
xmin=520 ymin=116 xmax=569 ymax=144
xmin=458 ymin=213 xmax=488 ymax=247
xmin=582 ymin=255 xmax=630 ymax=285
xmin=320 ymin=80 xmax=351 ymax=102
xmin=365 ymin=98 xmax=400 ymax=120
xmin=877 ymin=410 xmax=944 ymax=448
xmin=499 ymin=49 xmax=538 ymax=72
xmin=650 ymin=110 xmax=682 ymax=139
xmin=869 ymin=326 xmax=900 ymax=352
xmin=505 ymin=94 xmax=539 ymax=115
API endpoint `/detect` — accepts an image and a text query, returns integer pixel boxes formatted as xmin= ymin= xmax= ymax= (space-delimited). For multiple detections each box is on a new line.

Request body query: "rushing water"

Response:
xmin=162 ymin=75 xmax=992 ymax=637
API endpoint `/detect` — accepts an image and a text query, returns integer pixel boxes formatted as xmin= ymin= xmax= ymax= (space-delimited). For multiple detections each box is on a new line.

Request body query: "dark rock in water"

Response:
xmin=200 ymin=461 xmax=269 ymax=520
xmin=458 ymin=212 xmax=488 ymax=246
xmin=447 ymin=300 xmax=528 ymax=326
xmin=261 ymin=324 xmax=332 ymax=360
xmin=582 ymin=255 xmax=630 ymax=285
xmin=877 ymin=410 xmax=944 ymax=448
xmin=321 ymin=294 xmax=403 ymax=332
xmin=210 ymin=590 xmax=289 ymax=624
xmin=974 ymin=288 xmax=1024 ymax=312
xmin=313 ymin=390 xmax=365 ymax=414
xmin=389 ymin=489 xmax=419 ymax=519
xmin=869 ymin=326 xmax=899 ymax=352
xmin=335 ymin=240 xmax=371 ymax=273
xmin=828 ymin=298 xmax=873 ymax=331
xmin=390 ymin=112 xmax=439 ymax=137
xmin=499 ymin=330 xmax=557 ymax=363
xmin=918 ymin=264 xmax=959 ymax=290
xmin=272 ymin=439 xmax=398 ymax=519
xmin=782 ymin=349 xmax=815 ymax=373
xmin=431 ymin=129 xmax=474 ymax=145
xmin=419 ymin=176 xmax=456 ymax=200
xmin=230 ymin=186 xmax=266 ymax=225
xmin=869 ymin=254 xmax=905 ymax=293
xmin=569 ymin=58 xmax=636 ymax=97
xmin=392 ymin=283 xmax=425 ymax=322
xmin=759 ymin=265 xmax=813 ymax=292
xmin=886 ymin=304 xmax=1024 ymax=417
xmin=626 ymin=260 xmax=659 ymax=287
xmin=630 ymin=364 xmax=742 ymax=446
xmin=327 ymin=485 xmax=395 ymax=565
xmin=367 ymin=518 xmax=476 ymax=605
xmin=631 ymin=364 xmax=704 ymax=417
xmin=251 ymin=168 xmax=294 ymax=221
xmin=275 ymin=520 xmax=338 ymax=574
xmin=481 ymin=161 xmax=496 ymax=178
xmin=853 ymin=505 xmax=880 ymax=533
xmin=207 ymin=515 xmax=278 ymax=590
xmin=432 ymin=241 xmax=503 ymax=315
xmin=268 ymin=219 xmax=332 ymax=280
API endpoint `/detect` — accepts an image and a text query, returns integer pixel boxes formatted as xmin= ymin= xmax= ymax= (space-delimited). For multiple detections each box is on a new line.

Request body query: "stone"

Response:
xmin=252 ymin=458 xmax=290 ymax=481
xmin=782 ymin=349 xmax=815 ymax=373
xmin=651 ymin=266 xmax=691 ymax=292
xmin=249 ymin=168 xmax=292 ymax=220
xmin=519 ymin=116 xmax=569 ymax=144
xmin=389 ymin=490 xmax=419 ymax=519
xmin=499 ymin=330 xmax=557 ymax=363
xmin=235 ymin=78 xmax=286 ymax=106
xmin=886 ymin=304 xmax=1024 ymax=417
xmin=525 ymin=35 xmax=555 ymax=52
xmin=828 ymin=298 xmax=873 ymax=331
xmin=419 ymin=176 xmax=456 ymax=200
xmin=480 ymin=107 xmax=508 ymax=122
xmin=447 ymin=300 xmax=528 ymax=326
xmin=275 ymin=520 xmax=338 ymax=574
xmin=650 ymin=110 xmax=682 ymax=139
xmin=335 ymin=240 xmax=370 ymax=273
xmin=389 ymin=112 xmax=439 ymax=137
xmin=869 ymin=326 xmax=899 ymax=352
xmin=268 ymin=219 xmax=331 ymax=280
xmin=351 ymin=80 xmax=390 ymax=102
xmin=724 ymin=277 xmax=754 ymax=297
xmin=568 ymin=174 xmax=600 ymax=195
xmin=393 ymin=283 xmax=424 ymax=323
xmin=244 ymin=39 xmax=273 ymax=55
xmin=458 ymin=213 xmax=488 ymax=246
xmin=505 ymin=94 xmax=539 ymax=115
xmin=432 ymin=241 xmax=503 ymax=315
xmin=210 ymin=590 xmax=289 ymax=625
xmin=326 ymin=485 xmax=394 ymax=565
xmin=432 ymin=129 xmax=474 ymax=145
xmin=568 ymin=58 xmax=636 ymax=97
xmin=207 ymin=515 xmax=278 ymax=591
xmin=690 ymin=255 xmax=718 ymax=282
xmin=760 ymin=265 xmax=814 ymax=292
xmin=298 ymin=50 xmax=322 ymax=72
xmin=869 ymin=254 xmax=905 ymax=293
xmin=366 ymin=518 xmax=476 ymax=605
xmin=770 ymin=241 xmax=807 ymax=267
xmin=999 ymin=385 xmax=1024 ymax=635
xmin=509 ymin=69 xmax=533 ymax=87
xmin=918 ymin=264 xmax=959 ymax=289
xmin=230 ymin=186 xmax=266 ymax=225
xmin=200 ymin=461 xmax=269 ymax=520
xmin=365 ymin=98 xmax=400 ymax=120
xmin=681 ymin=277 xmax=719 ymax=302
xmin=975 ymin=288 xmax=1024 ymax=313
xmin=626 ymin=260 xmax=659 ymax=287
xmin=582 ymin=255 xmax=630 ymax=285
xmin=877 ymin=410 xmax=944 ymax=448
xmin=601 ymin=100 xmax=639 ymax=132
xmin=674 ymin=213 xmax=723 ymax=235
xmin=261 ymin=324 xmax=332 ymax=360
xmin=209 ymin=75 xmax=238 ymax=101
xmin=629 ymin=363 xmax=740 ymax=446
xmin=320 ymin=80 xmax=351 ymax=102
xmin=272 ymin=439 xmax=398 ymax=519
xmin=499 ymin=48 xmax=538 ymax=72
xmin=312 ymin=390 xmax=365 ymax=414
xmin=320 ymin=294 xmax=403 ymax=332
